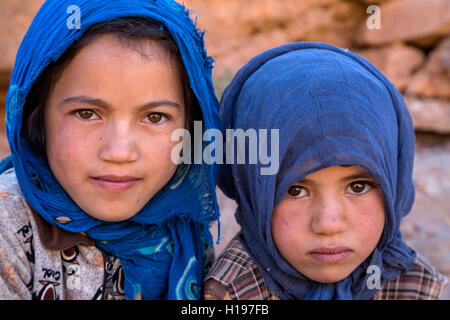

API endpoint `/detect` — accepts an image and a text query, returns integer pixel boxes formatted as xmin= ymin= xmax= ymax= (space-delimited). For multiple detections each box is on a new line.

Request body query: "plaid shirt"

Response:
xmin=204 ymin=235 xmax=447 ymax=300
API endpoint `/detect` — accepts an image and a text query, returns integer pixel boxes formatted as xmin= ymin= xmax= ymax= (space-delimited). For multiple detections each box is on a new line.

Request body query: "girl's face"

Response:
xmin=271 ymin=165 xmax=385 ymax=283
xmin=44 ymin=34 xmax=186 ymax=222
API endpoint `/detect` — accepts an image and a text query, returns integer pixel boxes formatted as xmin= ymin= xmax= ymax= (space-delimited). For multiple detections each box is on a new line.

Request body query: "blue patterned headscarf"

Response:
xmin=2 ymin=0 xmax=220 ymax=300
xmin=218 ymin=42 xmax=417 ymax=300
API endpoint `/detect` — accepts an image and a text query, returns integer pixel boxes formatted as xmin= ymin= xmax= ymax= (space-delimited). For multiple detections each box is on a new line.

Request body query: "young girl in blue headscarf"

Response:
xmin=0 ymin=0 xmax=220 ymax=300
xmin=205 ymin=42 xmax=447 ymax=300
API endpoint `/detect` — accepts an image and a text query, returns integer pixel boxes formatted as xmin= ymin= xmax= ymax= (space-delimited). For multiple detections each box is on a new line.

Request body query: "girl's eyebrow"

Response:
xmin=296 ymin=169 xmax=375 ymax=185
xmin=60 ymin=95 xmax=181 ymax=111
xmin=340 ymin=170 xmax=375 ymax=182
xmin=61 ymin=96 xmax=109 ymax=108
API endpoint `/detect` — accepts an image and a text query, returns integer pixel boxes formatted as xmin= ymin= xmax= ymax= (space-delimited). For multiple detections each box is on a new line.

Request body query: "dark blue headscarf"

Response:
xmin=218 ymin=42 xmax=417 ymax=300
xmin=3 ymin=0 xmax=220 ymax=300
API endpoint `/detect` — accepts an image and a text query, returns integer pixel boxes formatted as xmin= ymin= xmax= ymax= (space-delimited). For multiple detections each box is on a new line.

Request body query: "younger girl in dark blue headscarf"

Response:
xmin=205 ymin=42 xmax=447 ymax=300
xmin=0 ymin=0 xmax=220 ymax=300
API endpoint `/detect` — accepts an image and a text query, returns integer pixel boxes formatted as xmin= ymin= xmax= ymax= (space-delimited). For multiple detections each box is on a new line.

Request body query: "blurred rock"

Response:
xmin=406 ymin=36 xmax=450 ymax=99
xmin=0 ymin=89 xmax=8 ymax=159
xmin=356 ymin=43 xmax=425 ymax=91
xmin=356 ymin=0 xmax=450 ymax=47
xmin=360 ymin=0 xmax=392 ymax=4
xmin=402 ymin=140 xmax=450 ymax=299
xmin=0 ymin=136 xmax=8 ymax=159
xmin=212 ymin=28 xmax=290 ymax=79
xmin=0 ymin=0 xmax=44 ymax=87
xmin=283 ymin=0 xmax=363 ymax=47
xmin=186 ymin=0 xmax=365 ymax=78
xmin=404 ymin=95 xmax=450 ymax=134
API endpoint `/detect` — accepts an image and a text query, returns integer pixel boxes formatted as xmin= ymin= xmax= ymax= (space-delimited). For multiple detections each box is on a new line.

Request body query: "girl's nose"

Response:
xmin=310 ymin=195 xmax=347 ymax=236
xmin=98 ymin=121 xmax=139 ymax=163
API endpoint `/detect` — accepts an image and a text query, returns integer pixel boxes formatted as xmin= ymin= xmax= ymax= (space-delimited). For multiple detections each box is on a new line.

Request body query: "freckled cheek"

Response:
xmin=142 ymin=135 xmax=180 ymax=163
xmin=47 ymin=127 xmax=92 ymax=168
xmin=271 ymin=204 xmax=308 ymax=249
xmin=353 ymin=200 xmax=385 ymax=249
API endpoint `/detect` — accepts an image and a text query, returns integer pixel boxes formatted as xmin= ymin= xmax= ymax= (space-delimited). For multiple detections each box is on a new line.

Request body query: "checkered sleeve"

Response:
xmin=372 ymin=252 xmax=448 ymax=300
xmin=203 ymin=234 xmax=279 ymax=300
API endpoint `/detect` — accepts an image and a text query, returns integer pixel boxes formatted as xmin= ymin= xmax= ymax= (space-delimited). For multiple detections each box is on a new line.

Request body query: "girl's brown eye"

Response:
xmin=147 ymin=113 xmax=163 ymax=123
xmin=77 ymin=110 xmax=95 ymax=120
xmin=348 ymin=181 xmax=370 ymax=194
xmin=287 ymin=185 xmax=307 ymax=198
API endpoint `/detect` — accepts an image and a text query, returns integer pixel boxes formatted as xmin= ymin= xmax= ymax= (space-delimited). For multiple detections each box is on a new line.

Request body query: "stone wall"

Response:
xmin=0 ymin=0 xmax=448 ymax=298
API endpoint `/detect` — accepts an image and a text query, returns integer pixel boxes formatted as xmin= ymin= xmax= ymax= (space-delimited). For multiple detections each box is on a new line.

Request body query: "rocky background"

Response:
xmin=0 ymin=0 xmax=448 ymax=299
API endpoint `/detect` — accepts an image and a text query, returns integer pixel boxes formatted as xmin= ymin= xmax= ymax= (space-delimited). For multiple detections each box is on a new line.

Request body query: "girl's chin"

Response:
xmin=81 ymin=204 xmax=144 ymax=222
xmin=296 ymin=264 xmax=354 ymax=284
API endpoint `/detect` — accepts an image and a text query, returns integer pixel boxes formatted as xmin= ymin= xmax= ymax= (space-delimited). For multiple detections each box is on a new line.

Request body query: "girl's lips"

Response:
xmin=90 ymin=176 xmax=142 ymax=192
xmin=308 ymin=247 xmax=352 ymax=263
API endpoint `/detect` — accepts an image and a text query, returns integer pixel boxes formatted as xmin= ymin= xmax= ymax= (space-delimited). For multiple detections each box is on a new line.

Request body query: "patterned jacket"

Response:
xmin=0 ymin=168 xmax=125 ymax=300
xmin=204 ymin=235 xmax=447 ymax=300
